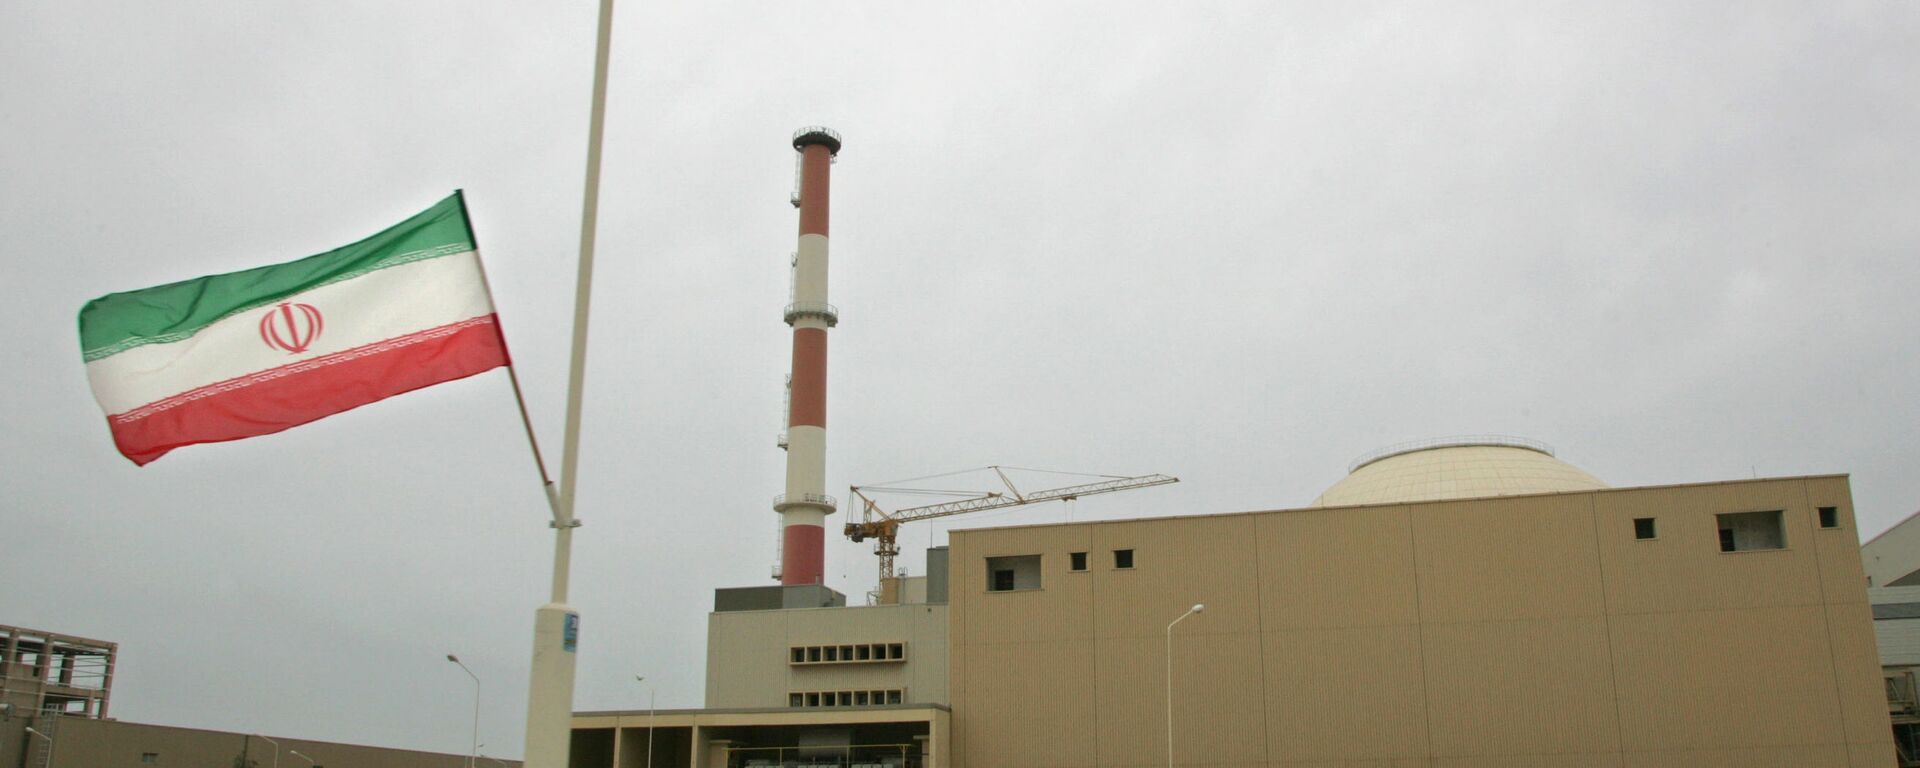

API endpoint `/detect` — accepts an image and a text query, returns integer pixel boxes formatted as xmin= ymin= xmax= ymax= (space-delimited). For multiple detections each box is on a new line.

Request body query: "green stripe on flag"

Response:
xmin=79 ymin=193 xmax=473 ymax=361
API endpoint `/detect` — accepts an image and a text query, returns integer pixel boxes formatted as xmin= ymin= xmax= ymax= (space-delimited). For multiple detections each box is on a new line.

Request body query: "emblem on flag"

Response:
xmin=258 ymin=302 xmax=323 ymax=354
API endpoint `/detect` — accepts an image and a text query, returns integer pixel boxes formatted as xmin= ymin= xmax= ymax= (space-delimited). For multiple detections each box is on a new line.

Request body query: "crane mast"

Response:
xmin=846 ymin=467 xmax=1178 ymax=596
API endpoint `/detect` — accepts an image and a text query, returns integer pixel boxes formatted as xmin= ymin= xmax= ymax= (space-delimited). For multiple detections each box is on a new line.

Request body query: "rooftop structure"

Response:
xmin=1313 ymin=435 xmax=1607 ymax=507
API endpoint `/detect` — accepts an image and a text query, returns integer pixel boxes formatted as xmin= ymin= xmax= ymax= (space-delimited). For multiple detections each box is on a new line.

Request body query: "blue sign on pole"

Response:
xmin=563 ymin=613 xmax=579 ymax=653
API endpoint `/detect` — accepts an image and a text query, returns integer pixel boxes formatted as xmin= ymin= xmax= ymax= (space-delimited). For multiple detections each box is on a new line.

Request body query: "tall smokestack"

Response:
xmin=775 ymin=126 xmax=841 ymax=586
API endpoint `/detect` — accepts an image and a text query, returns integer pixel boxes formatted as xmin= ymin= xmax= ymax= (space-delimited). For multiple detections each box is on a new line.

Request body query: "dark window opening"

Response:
xmin=1717 ymin=510 xmax=1786 ymax=552
xmin=985 ymin=554 xmax=1042 ymax=591
xmin=1070 ymin=552 xmax=1088 ymax=571
xmin=887 ymin=690 xmax=903 ymax=704
xmin=141 ymin=755 xmax=159 ymax=765
xmin=889 ymin=642 xmax=905 ymax=659
xmin=1114 ymin=549 xmax=1134 ymax=569
xmin=807 ymin=692 xmax=821 ymax=707
xmin=789 ymin=693 xmax=804 ymax=707
xmin=791 ymin=647 xmax=805 ymax=663
xmin=807 ymin=647 xmax=821 ymax=663
xmin=1819 ymin=506 xmax=1839 ymax=529
xmin=1633 ymin=517 xmax=1657 ymax=540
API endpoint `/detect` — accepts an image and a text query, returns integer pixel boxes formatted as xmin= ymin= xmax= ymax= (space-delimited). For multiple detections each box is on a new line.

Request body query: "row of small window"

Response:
xmin=1631 ymin=507 xmax=1840 ymax=551
xmin=788 ymin=689 xmax=905 ymax=707
xmin=789 ymin=642 xmax=906 ymax=665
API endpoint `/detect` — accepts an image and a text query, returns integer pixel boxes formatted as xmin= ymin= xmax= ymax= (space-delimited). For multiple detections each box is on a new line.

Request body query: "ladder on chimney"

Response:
xmin=28 ymin=712 xmax=58 ymax=768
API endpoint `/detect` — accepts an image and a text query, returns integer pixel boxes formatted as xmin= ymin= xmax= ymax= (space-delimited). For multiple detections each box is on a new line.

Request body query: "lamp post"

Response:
xmin=289 ymin=749 xmax=317 ymax=767
xmin=480 ymin=754 xmax=510 ymax=768
xmin=448 ymin=654 xmax=480 ymax=768
xmin=253 ymin=734 xmax=280 ymax=768
xmin=1165 ymin=603 xmax=1204 ymax=768
xmin=634 ymin=675 xmax=655 ymax=768
xmin=23 ymin=726 xmax=54 ymax=767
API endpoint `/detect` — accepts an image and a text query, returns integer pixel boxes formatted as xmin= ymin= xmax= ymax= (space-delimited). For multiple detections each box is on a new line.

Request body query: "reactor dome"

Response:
xmin=1311 ymin=436 xmax=1606 ymax=507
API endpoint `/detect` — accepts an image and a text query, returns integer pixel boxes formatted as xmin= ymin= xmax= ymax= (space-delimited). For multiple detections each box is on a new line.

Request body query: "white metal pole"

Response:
xmin=1165 ymin=604 xmax=1203 ymax=768
xmin=289 ymin=750 xmax=317 ymax=767
xmin=523 ymin=0 xmax=615 ymax=763
xmin=254 ymin=734 xmax=280 ymax=768
xmin=635 ymin=675 xmax=655 ymax=768
xmin=448 ymin=655 xmax=480 ymax=768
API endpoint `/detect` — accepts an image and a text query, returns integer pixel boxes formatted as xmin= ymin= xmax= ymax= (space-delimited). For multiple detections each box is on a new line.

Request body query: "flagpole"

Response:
xmin=453 ymin=189 xmax=563 ymax=513
xmin=522 ymin=0 xmax=616 ymax=763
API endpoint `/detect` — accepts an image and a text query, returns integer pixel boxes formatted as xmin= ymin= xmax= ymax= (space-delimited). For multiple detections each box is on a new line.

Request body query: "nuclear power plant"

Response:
xmin=9 ymin=128 xmax=1908 ymax=768
xmin=556 ymin=129 xmax=1905 ymax=768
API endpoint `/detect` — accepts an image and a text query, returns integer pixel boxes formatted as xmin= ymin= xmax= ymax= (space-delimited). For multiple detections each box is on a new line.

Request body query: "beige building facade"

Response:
xmin=705 ymin=603 xmax=949 ymax=710
xmin=947 ymin=474 xmax=1895 ymax=767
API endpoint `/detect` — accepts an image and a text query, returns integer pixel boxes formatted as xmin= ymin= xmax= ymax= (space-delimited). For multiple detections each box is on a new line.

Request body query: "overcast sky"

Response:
xmin=5 ymin=0 xmax=1919 ymax=759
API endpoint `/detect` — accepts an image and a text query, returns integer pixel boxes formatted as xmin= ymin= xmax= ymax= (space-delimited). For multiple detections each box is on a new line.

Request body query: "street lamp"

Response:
xmin=23 ymin=726 xmax=54 ymax=766
xmin=447 ymin=654 xmax=480 ymax=768
xmin=252 ymin=734 xmax=282 ymax=768
xmin=288 ymin=749 xmax=317 ymax=767
xmin=1165 ymin=603 xmax=1205 ymax=768
xmin=480 ymin=754 xmax=510 ymax=768
xmin=634 ymin=675 xmax=655 ymax=768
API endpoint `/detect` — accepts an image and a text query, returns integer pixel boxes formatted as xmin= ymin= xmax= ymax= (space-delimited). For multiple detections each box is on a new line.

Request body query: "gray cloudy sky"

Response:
xmin=4 ymin=0 xmax=1918 ymax=759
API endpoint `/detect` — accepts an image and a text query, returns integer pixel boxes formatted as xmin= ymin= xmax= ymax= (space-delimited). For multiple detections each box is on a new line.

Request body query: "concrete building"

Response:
xmin=947 ymin=444 xmax=1893 ymax=767
xmin=1871 ymin=586 xmax=1920 ymax=765
xmin=1864 ymin=509 xmax=1920 ymax=588
xmin=1 ymin=624 xmax=501 ymax=768
xmin=573 ymin=438 xmax=1897 ymax=767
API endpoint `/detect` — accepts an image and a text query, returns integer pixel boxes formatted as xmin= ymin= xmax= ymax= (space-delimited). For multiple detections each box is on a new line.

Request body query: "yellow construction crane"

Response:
xmin=846 ymin=466 xmax=1178 ymax=591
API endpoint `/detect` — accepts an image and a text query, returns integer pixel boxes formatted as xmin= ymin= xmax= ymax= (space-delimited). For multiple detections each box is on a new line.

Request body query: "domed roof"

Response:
xmin=1312 ymin=436 xmax=1606 ymax=507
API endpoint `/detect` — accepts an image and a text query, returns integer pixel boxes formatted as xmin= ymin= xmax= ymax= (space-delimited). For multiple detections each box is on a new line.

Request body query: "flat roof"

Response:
xmin=952 ymin=474 xmax=1853 ymax=535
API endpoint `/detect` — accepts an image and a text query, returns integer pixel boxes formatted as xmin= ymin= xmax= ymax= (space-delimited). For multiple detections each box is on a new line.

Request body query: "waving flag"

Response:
xmin=78 ymin=193 xmax=509 ymax=465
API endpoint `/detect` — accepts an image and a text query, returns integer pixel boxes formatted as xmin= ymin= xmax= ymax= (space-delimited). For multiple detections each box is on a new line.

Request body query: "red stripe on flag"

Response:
xmin=107 ymin=315 xmax=509 ymax=465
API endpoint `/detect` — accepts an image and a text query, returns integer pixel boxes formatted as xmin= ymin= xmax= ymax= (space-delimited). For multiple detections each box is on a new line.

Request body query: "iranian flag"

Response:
xmin=79 ymin=192 xmax=510 ymax=466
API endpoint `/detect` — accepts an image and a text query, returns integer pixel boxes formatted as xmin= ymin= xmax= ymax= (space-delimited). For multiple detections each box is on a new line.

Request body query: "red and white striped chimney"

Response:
xmin=775 ymin=126 xmax=842 ymax=586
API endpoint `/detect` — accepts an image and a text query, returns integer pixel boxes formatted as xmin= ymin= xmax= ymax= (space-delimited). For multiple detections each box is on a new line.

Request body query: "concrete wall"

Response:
xmin=572 ymin=706 xmax=950 ymax=768
xmin=1866 ymin=510 xmax=1920 ymax=588
xmin=705 ymin=604 xmax=948 ymax=709
xmin=1872 ymin=586 xmax=1920 ymax=667
xmin=36 ymin=717 xmax=497 ymax=768
xmin=948 ymin=475 xmax=1896 ymax=767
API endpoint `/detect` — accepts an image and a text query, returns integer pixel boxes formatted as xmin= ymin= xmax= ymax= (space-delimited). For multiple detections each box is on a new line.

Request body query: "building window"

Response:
xmin=789 ymin=688 xmax=905 ymax=708
xmin=1819 ymin=506 xmax=1840 ymax=529
xmin=1717 ymin=510 xmax=1786 ymax=552
xmin=789 ymin=642 xmax=906 ymax=666
xmin=141 ymin=755 xmax=159 ymax=765
xmin=1070 ymin=552 xmax=1088 ymax=571
xmin=1114 ymin=549 xmax=1134 ymax=569
xmin=1633 ymin=517 xmax=1657 ymax=540
xmin=985 ymin=555 xmax=1042 ymax=591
